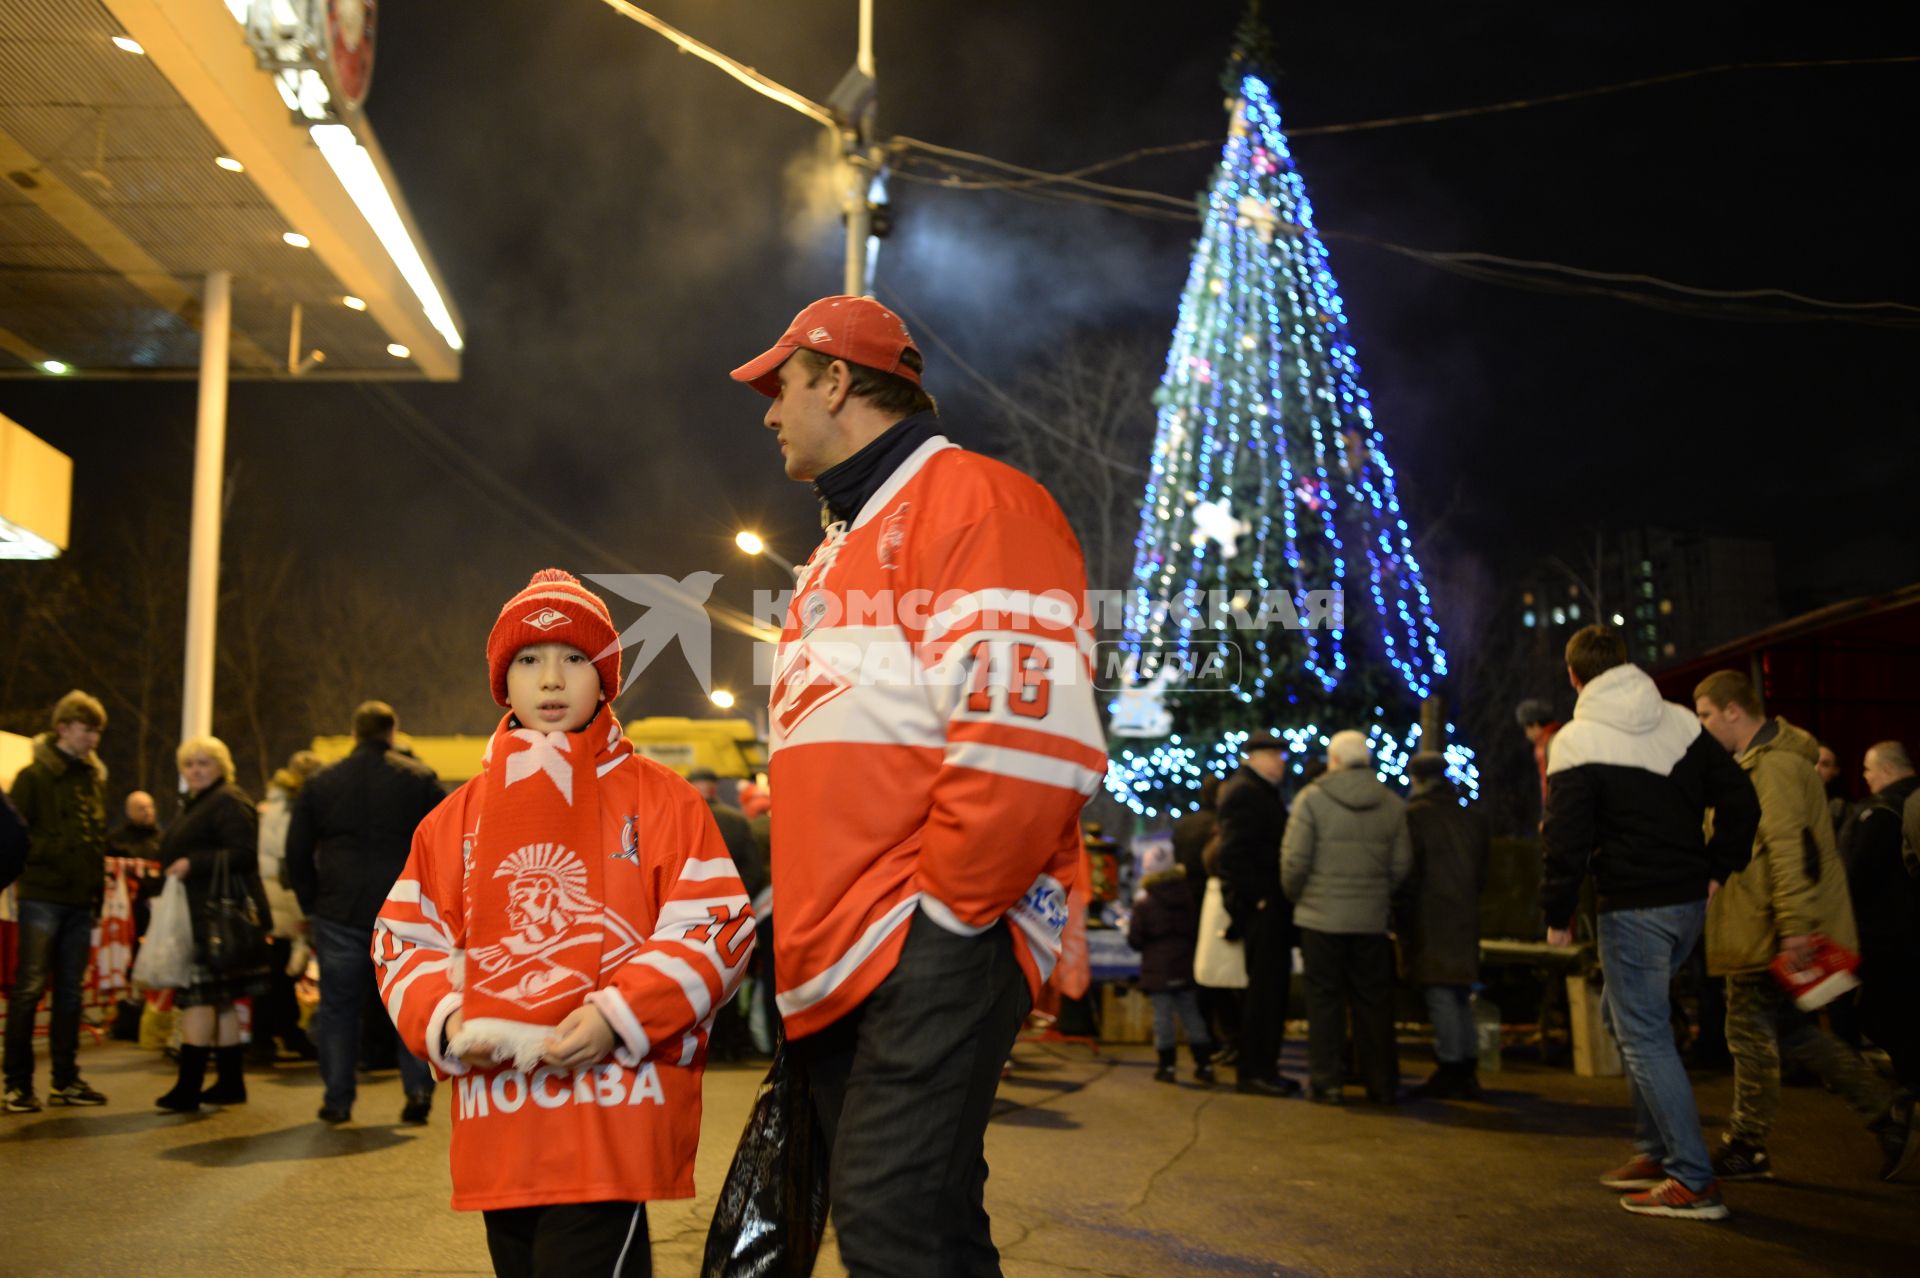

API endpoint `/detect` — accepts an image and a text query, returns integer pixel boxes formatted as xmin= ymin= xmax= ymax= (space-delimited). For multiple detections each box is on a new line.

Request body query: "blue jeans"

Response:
xmin=311 ymin=916 xmax=432 ymax=1112
xmin=1148 ymin=986 xmax=1213 ymax=1054
xmin=4 ymin=900 xmax=94 ymax=1092
xmin=1598 ymin=901 xmax=1713 ymax=1191
xmin=1425 ymin=984 xmax=1474 ymax=1065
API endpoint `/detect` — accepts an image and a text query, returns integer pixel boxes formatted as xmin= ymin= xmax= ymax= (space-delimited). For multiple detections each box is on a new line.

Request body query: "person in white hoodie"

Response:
xmin=1542 ymin=626 xmax=1758 ymax=1222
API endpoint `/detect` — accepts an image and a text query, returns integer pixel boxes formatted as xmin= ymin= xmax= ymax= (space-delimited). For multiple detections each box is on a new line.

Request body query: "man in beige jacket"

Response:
xmin=1694 ymin=671 xmax=1913 ymax=1183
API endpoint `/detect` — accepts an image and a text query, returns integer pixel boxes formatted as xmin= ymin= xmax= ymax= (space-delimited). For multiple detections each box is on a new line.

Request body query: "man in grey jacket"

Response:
xmin=1282 ymin=730 xmax=1412 ymax=1104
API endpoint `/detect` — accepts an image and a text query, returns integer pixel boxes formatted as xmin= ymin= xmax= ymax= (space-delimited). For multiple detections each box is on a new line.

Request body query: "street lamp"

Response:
xmin=710 ymin=689 xmax=737 ymax=710
xmin=735 ymin=529 xmax=798 ymax=576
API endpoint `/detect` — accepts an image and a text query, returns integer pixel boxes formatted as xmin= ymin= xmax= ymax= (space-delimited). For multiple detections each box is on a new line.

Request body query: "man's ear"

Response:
xmin=825 ymin=359 xmax=853 ymax=413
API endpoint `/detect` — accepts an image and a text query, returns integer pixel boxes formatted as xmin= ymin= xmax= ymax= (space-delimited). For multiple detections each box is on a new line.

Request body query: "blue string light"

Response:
xmin=1117 ymin=73 xmax=1463 ymax=808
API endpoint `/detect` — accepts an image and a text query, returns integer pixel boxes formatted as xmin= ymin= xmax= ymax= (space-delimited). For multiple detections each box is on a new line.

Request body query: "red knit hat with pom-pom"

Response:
xmin=486 ymin=569 xmax=622 ymax=708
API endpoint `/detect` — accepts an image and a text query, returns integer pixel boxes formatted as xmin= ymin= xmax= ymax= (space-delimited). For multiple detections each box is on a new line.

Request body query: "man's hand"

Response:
xmin=164 ymin=858 xmax=190 ymax=880
xmin=1546 ymin=927 xmax=1574 ymax=948
xmin=1779 ymin=934 xmax=1815 ymax=964
xmin=1707 ymin=879 xmax=1721 ymax=903
xmin=542 ymin=1005 xmax=615 ymax=1071
xmin=443 ymin=1010 xmax=506 ymax=1070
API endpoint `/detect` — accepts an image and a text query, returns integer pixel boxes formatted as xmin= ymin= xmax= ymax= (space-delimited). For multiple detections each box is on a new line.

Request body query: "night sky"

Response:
xmin=3 ymin=1 xmax=1916 ymax=727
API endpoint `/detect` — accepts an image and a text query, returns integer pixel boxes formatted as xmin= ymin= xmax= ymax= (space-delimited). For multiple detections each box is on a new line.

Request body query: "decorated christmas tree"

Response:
xmin=1107 ymin=21 xmax=1477 ymax=817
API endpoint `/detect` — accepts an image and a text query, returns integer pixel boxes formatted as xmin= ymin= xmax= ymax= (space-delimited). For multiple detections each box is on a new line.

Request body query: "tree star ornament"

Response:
xmin=1190 ymin=498 xmax=1252 ymax=560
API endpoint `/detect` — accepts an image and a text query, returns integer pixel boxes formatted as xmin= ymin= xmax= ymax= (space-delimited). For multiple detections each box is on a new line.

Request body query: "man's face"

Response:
xmin=506 ymin=643 xmax=602 ymax=732
xmin=1815 ymin=747 xmax=1840 ymax=786
xmin=126 ymin=791 xmax=155 ymax=825
xmin=1246 ymin=748 xmax=1286 ymax=783
xmin=507 ymin=875 xmax=559 ymax=934
xmin=1694 ymin=698 xmax=1745 ymax=754
xmin=763 ymin=356 xmax=846 ymax=482
xmin=54 ymin=719 xmax=100 ymax=757
xmin=1863 ymin=749 xmax=1897 ymax=795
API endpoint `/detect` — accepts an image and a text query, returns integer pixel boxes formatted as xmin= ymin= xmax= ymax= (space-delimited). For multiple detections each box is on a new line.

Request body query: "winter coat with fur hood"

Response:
xmin=1706 ymin=718 xmax=1857 ymax=975
xmin=1126 ymin=868 xmax=1201 ymax=992
xmin=7 ymin=734 xmax=108 ymax=907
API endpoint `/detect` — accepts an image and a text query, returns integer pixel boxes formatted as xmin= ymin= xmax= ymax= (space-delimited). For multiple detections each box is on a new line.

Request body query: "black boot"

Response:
xmin=1415 ymin=1062 xmax=1462 ymax=1099
xmin=201 ymin=1045 xmax=248 ymax=1105
xmin=1458 ymin=1062 xmax=1482 ymax=1100
xmin=1153 ymin=1048 xmax=1177 ymax=1083
xmin=157 ymin=1045 xmax=211 ymax=1113
xmin=1191 ymin=1043 xmax=1216 ymax=1087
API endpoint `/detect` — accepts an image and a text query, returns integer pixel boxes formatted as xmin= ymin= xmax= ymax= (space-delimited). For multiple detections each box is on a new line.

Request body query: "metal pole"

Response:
xmin=181 ymin=270 xmax=230 ymax=743
xmin=845 ymin=0 xmax=877 ymax=296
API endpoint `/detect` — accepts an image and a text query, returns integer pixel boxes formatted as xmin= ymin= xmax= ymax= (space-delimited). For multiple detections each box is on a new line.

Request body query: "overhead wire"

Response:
xmin=874 ymin=290 xmax=1150 ymax=477
xmin=356 ymin=383 xmax=781 ymax=642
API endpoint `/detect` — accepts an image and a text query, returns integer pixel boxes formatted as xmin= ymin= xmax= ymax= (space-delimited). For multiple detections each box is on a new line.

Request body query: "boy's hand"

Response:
xmin=542 ymin=1005 xmax=615 ymax=1070
xmin=443 ymin=1010 xmax=505 ymax=1070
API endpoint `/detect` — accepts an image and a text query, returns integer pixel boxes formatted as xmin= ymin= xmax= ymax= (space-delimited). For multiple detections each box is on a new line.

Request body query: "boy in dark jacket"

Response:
xmin=4 ymin=691 xmax=111 ymax=1114
xmin=1126 ymin=845 xmax=1215 ymax=1085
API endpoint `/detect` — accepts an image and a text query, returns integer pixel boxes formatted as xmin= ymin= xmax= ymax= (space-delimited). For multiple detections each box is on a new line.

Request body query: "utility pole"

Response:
xmin=600 ymin=0 xmax=888 ymax=297
xmin=833 ymin=0 xmax=884 ymax=296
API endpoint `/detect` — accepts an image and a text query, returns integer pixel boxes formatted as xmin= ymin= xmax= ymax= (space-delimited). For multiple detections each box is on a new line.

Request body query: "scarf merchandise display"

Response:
xmin=449 ymin=703 xmax=639 ymax=1072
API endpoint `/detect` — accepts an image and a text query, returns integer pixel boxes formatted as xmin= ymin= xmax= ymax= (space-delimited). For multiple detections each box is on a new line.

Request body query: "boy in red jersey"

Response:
xmin=375 ymin=569 xmax=752 ymax=1276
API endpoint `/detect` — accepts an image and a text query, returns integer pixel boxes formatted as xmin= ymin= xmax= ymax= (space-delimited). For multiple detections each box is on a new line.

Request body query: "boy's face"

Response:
xmin=507 ymin=643 xmax=603 ymax=732
xmin=54 ymin=719 xmax=101 ymax=757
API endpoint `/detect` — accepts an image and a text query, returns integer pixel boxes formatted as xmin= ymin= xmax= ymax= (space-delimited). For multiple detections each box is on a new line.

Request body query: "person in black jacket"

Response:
xmin=1401 ymin=752 xmax=1490 ymax=1099
xmin=286 ymin=701 xmax=445 ymax=1125
xmin=155 ymin=736 xmax=270 ymax=1113
xmin=1542 ymin=626 xmax=1758 ymax=1222
xmin=1126 ymin=844 xmax=1215 ymax=1085
xmin=1842 ymin=741 xmax=1920 ymax=1100
xmin=1215 ymin=734 xmax=1301 ymax=1097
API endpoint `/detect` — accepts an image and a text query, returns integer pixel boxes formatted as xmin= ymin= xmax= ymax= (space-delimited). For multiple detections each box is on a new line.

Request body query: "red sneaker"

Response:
xmin=1598 ymin=1153 xmax=1664 ymax=1190
xmin=1619 ymin=1177 xmax=1729 ymax=1221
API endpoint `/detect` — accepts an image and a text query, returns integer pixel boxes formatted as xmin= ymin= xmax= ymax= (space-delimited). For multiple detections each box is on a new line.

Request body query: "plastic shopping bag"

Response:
xmin=1193 ymin=876 xmax=1248 ymax=989
xmin=701 ymin=1046 xmax=829 ymax=1277
xmin=131 ymin=877 xmax=195 ymax=990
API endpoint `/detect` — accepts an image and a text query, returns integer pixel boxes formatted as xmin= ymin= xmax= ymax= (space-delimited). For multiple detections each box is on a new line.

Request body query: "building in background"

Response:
xmin=1515 ymin=528 xmax=1780 ymax=669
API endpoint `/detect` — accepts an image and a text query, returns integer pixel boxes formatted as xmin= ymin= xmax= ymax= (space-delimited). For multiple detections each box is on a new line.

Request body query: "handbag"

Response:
xmin=205 ymin=848 xmax=266 ymax=974
xmin=1193 ymin=876 xmax=1248 ymax=989
xmin=701 ymin=1045 xmax=829 ymax=1277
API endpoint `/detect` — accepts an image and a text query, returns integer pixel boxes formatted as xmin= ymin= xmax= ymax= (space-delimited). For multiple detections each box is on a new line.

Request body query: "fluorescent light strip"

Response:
xmin=309 ymin=124 xmax=465 ymax=353
xmin=0 ymin=517 xmax=60 ymax=560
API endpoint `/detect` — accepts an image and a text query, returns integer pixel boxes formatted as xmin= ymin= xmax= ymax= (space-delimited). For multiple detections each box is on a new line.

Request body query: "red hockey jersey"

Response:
xmin=768 ymin=434 xmax=1107 ymax=1039
xmin=374 ymin=743 xmax=752 ymax=1211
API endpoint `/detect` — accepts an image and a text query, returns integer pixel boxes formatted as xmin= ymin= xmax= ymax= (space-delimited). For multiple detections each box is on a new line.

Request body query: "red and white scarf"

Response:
xmin=450 ymin=705 xmax=636 ymax=1071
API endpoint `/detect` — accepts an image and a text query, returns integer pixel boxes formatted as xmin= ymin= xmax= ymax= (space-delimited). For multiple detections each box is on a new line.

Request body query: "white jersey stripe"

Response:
xmin=944 ymin=740 xmax=1104 ymax=795
xmin=678 ymin=857 xmax=747 ymax=882
xmin=633 ymin=951 xmax=714 ymax=1022
xmin=776 ymin=893 xmax=921 ymax=1019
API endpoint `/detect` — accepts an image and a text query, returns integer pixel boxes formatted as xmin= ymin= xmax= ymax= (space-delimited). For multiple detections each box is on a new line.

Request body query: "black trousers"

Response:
xmin=1237 ymin=904 xmax=1296 ymax=1083
xmin=482 ymin=1201 xmax=649 ymax=1277
xmin=791 ymin=912 xmax=1031 ymax=1278
xmin=1300 ymin=929 xmax=1397 ymax=1096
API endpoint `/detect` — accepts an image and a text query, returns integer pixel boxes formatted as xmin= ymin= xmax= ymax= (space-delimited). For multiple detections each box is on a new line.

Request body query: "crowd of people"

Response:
xmin=1123 ymin=621 xmax=1919 ymax=1227
xmin=2 ymin=294 xmax=1916 ymax=1272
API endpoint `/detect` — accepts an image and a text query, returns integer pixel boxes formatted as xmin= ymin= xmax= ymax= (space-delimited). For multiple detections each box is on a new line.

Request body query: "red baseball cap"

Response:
xmin=730 ymin=295 xmax=922 ymax=397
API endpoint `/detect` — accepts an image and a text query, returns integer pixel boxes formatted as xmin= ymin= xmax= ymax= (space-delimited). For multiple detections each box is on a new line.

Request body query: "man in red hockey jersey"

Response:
xmin=731 ymin=296 xmax=1107 ymax=1275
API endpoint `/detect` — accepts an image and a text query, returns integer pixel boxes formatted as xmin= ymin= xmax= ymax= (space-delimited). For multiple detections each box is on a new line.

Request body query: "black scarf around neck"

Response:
xmin=813 ymin=411 xmax=940 ymax=526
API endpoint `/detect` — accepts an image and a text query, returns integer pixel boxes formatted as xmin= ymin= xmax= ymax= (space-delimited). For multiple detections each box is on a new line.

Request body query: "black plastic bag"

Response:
xmin=701 ymin=1046 xmax=829 ymax=1277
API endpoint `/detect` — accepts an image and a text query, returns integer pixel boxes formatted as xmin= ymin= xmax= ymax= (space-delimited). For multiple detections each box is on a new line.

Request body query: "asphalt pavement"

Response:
xmin=2 ymin=1033 xmax=1915 ymax=1276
